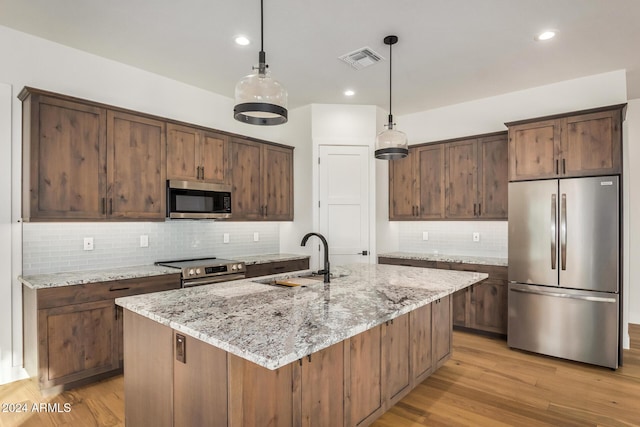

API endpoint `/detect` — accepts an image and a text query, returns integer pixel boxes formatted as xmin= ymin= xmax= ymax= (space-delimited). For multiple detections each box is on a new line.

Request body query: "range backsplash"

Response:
xmin=22 ymin=221 xmax=280 ymax=275
xmin=398 ymin=221 xmax=507 ymax=258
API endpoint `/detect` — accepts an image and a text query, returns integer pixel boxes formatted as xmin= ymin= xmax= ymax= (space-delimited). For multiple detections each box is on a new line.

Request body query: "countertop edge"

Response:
xmin=378 ymin=252 xmax=508 ymax=267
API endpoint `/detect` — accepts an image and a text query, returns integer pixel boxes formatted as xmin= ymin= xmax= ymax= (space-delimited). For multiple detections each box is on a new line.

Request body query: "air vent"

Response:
xmin=338 ymin=47 xmax=384 ymax=70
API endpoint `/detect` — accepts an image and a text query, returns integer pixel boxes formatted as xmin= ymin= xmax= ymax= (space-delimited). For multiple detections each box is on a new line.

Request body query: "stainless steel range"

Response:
xmin=155 ymin=257 xmax=246 ymax=287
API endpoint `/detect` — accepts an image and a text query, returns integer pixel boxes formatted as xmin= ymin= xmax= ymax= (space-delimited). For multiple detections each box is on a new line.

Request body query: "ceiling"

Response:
xmin=1 ymin=0 xmax=640 ymax=116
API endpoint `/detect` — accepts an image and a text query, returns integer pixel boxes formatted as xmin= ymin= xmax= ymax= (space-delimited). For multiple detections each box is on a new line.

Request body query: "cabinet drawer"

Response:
xmin=37 ymin=274 xmax=181 ymax=309
xmin=378 ymin=257 xmax=437 ymax=268
xmin=244 ymin=259 xmax=310 ymax=278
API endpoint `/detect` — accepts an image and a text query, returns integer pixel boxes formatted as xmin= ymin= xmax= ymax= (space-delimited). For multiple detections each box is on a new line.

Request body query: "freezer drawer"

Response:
xmin=508 ymin=283 xmax=618 ymax=369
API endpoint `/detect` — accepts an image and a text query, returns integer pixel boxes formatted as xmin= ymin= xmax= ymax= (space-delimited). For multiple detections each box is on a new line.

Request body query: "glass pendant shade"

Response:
xmin=234 ymin=69 xmax=288 ymax=125
xmin=375 ymin=118 xmax=408 ymax=160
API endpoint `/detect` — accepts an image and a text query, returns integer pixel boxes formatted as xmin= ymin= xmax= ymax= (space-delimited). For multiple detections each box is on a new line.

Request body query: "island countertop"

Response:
xmin=116 ymin=263 xmax=487 ymax=370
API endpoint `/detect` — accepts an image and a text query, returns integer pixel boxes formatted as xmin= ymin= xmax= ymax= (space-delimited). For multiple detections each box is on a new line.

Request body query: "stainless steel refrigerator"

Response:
xmin=508 ymin=175 xmax=620 ymax=369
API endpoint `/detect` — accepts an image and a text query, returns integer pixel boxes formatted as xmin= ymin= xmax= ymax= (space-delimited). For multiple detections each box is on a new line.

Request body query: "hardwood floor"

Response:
xmin=1 ymin=327 xmax=639 ymax=427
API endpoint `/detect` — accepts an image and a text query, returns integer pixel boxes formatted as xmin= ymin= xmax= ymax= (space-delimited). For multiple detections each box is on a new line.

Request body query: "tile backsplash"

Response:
xmin=22 ymin=221 xmax=280 ymax=274
xmin=398 ymin=221 xmax=507 ymax=258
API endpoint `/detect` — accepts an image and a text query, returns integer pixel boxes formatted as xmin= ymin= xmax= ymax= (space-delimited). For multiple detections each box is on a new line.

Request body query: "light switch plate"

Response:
xmin=472 ymin=232 xmax=480 ymax=242
xmin=422 ymin=231 xmax=429 ymax=241
xmin=140 ymin=235 xmax=149 ymax=248
xmin=83 ymin=237 xmax=94 ymax=251
xmin=253 ymin=232 xmax=259 ymax=242
xmin=223 ymin=233 xmax=230 ymax=244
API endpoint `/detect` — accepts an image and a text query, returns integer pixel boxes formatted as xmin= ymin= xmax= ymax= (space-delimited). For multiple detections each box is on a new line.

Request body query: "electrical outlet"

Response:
xmin=473 ymin=232 xmax=480 ymax=242
xmin=253 ymin=232 xmax=259 ymax=242
xmin=422 ymin=231 xmax=429 ymax=241
xmin=83 ymin=237 xmax=94 ymax=251
xmin=140 ymin=235 xmax=149 ymax=248
xmin=223 ymin=233 xmax=230 ymax=244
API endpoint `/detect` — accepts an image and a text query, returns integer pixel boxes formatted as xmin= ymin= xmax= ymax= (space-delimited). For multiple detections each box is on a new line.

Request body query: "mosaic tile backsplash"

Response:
xmin=22 ymin=221 xmax=280 ymax=274
xmin=398 ymin=221 xmax=507 ymax=258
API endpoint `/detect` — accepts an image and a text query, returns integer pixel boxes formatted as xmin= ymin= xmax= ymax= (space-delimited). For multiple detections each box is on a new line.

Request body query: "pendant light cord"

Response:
xmin=260 ymin=0 xmax=264 ymax=52
xmin=258 ymin=0 xmax=266 ymax=74
xmin=389 ymin=41 xmax=392 ymax=118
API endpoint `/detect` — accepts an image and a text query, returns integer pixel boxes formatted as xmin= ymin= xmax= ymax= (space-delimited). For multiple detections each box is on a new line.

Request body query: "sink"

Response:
xmin=254 ymin=275 xmax=323 ymax=288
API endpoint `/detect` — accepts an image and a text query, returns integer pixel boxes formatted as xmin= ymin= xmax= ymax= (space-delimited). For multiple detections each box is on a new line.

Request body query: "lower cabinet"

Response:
xmin=23 ymin=274 xmax=180 ymax=392
xmin=123 ymin=298 xmax=451 ymax=427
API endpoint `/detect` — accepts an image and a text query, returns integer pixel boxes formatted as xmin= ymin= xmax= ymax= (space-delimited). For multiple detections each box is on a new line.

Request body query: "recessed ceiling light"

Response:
xmin=535 ymin=30 xmax=556 ymax=41
xmin=235 ymin=35 xmax=250 ymax=46
xmin=344 ymin=89 xmax=355 ymax=97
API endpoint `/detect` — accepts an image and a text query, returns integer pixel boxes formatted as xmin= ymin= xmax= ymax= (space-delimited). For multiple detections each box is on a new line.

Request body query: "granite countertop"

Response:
xmin=19 ymin=265 xmax=181 ymax=290
xmin=116 ymin=263 xmax=487 ymax=370
xmin=235 ymin=253 xmax=310 ymax=265
xmin=379 ymin=251 xmax=508 ymax=267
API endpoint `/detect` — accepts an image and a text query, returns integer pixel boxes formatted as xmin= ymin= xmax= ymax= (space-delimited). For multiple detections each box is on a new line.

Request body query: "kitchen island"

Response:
xmin=116 ymin=263 xmax=487 ymax=427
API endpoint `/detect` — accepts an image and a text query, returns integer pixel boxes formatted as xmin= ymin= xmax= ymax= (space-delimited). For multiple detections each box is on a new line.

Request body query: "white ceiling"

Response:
xmin=1 ymin=0 xmax=640 ymax=116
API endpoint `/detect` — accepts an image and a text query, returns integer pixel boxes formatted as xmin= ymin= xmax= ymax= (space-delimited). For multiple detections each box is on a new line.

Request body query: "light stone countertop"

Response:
xmin=379 ymin=251 xmax=508 ymax=267
xmin=116 ymin=263 xmax=487 ymax=370
xmin=235 ymin=253 xmax=310 ymax=265
xmin=19 ymin=265 xmax=181 ymax=289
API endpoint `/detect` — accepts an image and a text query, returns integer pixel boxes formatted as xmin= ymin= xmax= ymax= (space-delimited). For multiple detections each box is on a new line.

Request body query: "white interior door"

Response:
xmin=319 ymin=145 xmax=370 ymax=267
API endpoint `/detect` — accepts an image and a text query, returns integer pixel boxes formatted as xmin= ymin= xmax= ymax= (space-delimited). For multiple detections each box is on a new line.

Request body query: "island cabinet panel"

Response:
xmin=166 ymin=123 xmax=230 ymax=184
xmin=21 ymin=93 xmax=107 ymax=220
xmin=507 ymin=105 xmax=624 ymax=181
xmin=300 ymin=341 xmax=345 ymax=427
xmin=228 ymin=355 xmax=294 ymax=427
xmin=432 ymin=295 xmax=452 ymax=370
xmin=410 ymin=304 xmax=433 ymax=384
xmin=345 ymin=325 xmax=384 ymax=427
xmin=124 ymin=311 xmax=174 ymax=427
xmin=174 ymin=333 xmax=228 ymax=427
xmin=382 ymin=314 xmax=411 ymax=406
xmin=244 ymin=258 xmax=310 ymax=278
xmin=231 ymin=138 xmax=294 ymax=221
xmin=107 ymin=111 xmax=166 ymax=219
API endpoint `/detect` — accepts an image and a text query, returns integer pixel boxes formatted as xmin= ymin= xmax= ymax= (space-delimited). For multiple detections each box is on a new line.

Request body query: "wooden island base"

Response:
xmin=123 ymin=295 xmax=452 ymax=427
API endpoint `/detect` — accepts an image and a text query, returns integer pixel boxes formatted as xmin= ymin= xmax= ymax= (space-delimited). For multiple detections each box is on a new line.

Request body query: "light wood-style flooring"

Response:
xmin=2 ymin=325 xmax=639 ymax=427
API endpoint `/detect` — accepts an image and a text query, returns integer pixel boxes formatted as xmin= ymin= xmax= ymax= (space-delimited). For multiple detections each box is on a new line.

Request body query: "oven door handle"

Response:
xmin=182 ymin=273 xmax=246 ymax=287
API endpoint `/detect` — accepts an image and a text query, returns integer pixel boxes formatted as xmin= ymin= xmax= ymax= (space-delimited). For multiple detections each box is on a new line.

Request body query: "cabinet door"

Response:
xmin=432 ymin=295 xmax=452 ymax=370
xmin=563 ymin=110 xmax=622 ymax=177
xmin=383 ymin=314 xmax=411 ymax=405
xmin=508 ymin=119 xmax=560 ymax=181
xmin=230 ymin=138 xmax=263 ymax=220
xmin=41 ymin=300 xmax=118 ymax=388
xmin=470 ymin=279 xmax=508 ymax=335
xmin=263 ymin=144 xmax=294 ymax=220
xmin=388 ymin=149 xmax=416 ymax=219
xmin=107 ymin=111 xmax=166 ymax=219
xmin=300 ymin=342 xmax=344 ymax=427
xmin=410 ymin=304 xmax=432 ymax=384
xmin=174 ymin=333 xmax=228 ymax=427
xmin=417 ymin=144 xmax=445 ymax=219
xmin=478 ymin=134 xmax=508 ymax=219
xmin=445 ymin=139 xmax=477 ymax=218
xmin=347 ymin=325 xmax=384 ymax=426
xmin=166 ymin=123 xmax=200 ymax=181
xmin=452 ymin=288 xmax=468 ymax=328
xmin=200 ymin=130 xmax=230 ymax=184
xmin=26 ymin=95 xmax=107 ymax=220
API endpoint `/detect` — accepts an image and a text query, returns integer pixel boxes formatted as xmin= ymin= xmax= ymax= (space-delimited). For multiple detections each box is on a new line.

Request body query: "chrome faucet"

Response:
xmin=301 ymin=232 xmax=330 ymax=283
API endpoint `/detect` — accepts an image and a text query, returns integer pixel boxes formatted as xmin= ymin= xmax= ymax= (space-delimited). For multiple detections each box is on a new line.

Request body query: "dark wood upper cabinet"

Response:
xmin=507 ymin=105 xmax=625 ymax=181
xmin=445 ymin=139 xmax=478 ymax=219
xmin=477 ymin=134 xmax=509 ymax=219
xmin=166 ymin=123 xmax=229 ymax=184
xmin=21 ymin=92 xmax=108 ymax=220
xmin=389 ymin=144 xmax=445 ymax=220
xmin=230 ymin=137 xmax=294 ymax=221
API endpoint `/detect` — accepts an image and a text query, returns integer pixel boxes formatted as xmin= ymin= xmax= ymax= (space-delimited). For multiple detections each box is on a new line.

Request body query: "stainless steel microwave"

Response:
xmin=166 ymin=180 xmax=232 ymax=219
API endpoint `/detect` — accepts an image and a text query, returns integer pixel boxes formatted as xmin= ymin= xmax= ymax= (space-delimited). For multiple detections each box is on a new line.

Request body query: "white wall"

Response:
xmin=0 ymin=24 xmax=309 ymax=383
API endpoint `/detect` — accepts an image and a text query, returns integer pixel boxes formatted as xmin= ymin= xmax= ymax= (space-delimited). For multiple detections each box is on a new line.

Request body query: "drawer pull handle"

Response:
xmin=109 ymin=287 xmax=131 ymax=292
xmin=273 ymin=266 xmax=286 ymax=271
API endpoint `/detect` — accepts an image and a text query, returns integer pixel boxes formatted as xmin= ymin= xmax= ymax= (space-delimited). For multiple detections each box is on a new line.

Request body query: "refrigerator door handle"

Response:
xmin=510 ymin=287 xmax=617 ymax=303
xmin=551 ymin=194 xmax=557 ymax=270
xmin=561 ymin=193 xmax=567 ymax=271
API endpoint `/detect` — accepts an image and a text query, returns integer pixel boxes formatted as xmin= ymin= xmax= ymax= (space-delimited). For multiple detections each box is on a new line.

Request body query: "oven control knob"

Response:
xmin=238 ymin=264 xmax=243 ymax=270
xmin=196 ymin=268 xmax=202 ymax=275
xmin=188 ymin=269 xmax=195 ymax=276
xmin=231 ymin=264 xmax=237 ymax=271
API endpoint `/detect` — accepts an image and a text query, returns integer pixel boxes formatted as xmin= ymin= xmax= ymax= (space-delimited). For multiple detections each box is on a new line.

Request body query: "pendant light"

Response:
xmin=375 ymin=35 xmax=408 ymax=160
xmin=234 ymin=0 xmax=288 ymax=125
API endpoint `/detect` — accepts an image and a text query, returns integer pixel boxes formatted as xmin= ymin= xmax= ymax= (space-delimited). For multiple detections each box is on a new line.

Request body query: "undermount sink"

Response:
xmin=253 ymin=274 xmax=324 ymax=288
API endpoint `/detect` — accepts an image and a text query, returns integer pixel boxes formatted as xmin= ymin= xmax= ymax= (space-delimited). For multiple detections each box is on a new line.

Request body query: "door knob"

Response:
xmin=358 ymin=250 xmax=368 ymax=256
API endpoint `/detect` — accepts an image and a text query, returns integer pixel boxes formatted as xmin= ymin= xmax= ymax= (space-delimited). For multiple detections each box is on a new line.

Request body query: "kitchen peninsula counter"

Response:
xmin=379 ymin=251 xmax=508 ymax=267
xmin=117 ymin=263 xmax=487 ymax=427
